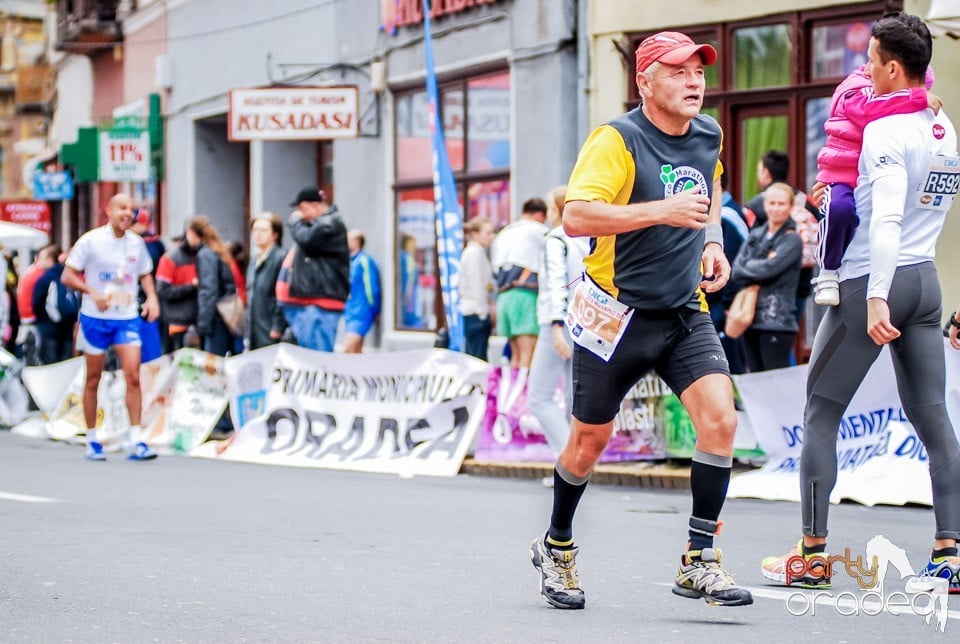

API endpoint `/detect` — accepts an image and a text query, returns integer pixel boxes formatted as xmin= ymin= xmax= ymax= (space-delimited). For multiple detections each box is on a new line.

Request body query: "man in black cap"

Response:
xmin=275 ymin=187 xmax=350 ymax=351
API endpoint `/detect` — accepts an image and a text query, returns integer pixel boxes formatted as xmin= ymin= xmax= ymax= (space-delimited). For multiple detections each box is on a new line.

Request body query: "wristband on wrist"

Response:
xmin=551 ymin=320 xmax=565 ymax=328
xmin=950 ymin=313 xmax=960 ymax=329
xmin=704 ymin=223 xmax=723 ymax=249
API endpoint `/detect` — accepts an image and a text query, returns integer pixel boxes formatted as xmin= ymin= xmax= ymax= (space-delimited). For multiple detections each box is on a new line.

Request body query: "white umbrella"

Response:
xmin=0 ymin=220 xmax=49 ymax=251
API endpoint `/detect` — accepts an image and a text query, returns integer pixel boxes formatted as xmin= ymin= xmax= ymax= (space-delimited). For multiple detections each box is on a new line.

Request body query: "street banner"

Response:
xmin=473 ymin=369 xmax=667 ymax=462
xmin=472 ymin=367 xmax=762 ymax=463
xmin=142 ymin=349 xmax=227 ymax=452
xmin=0 ymin=348 xmax=29 ymax=427
xmin=17 ymin=356 xmax=132 ymax=447
xmin=423 ymin=0 xmax=465 ymax=352
xmin=222 ymin=344 xmax=280 ymax=431
xmin=728 ymin=340 xmax=960 ymax=507
xmin=15 ymin=349 xmax=226 ymax=453
xmin=193 ymin=345 xmax=488 ymax=477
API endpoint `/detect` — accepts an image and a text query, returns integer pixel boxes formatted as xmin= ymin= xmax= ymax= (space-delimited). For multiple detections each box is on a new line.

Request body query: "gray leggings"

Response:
xmin=801 ymin=262 xmax=960 ymax=540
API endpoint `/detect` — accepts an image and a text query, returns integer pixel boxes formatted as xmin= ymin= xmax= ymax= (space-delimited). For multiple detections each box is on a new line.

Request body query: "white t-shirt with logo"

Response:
xmin=66 ymin=226 xmax=153 ymax=320
xmin=844 ymin=109 xmax=959 ymax=292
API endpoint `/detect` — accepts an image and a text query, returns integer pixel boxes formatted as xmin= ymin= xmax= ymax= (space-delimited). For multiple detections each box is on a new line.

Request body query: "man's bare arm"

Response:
xmin=563 ymin=186 xmax=710 ymax=237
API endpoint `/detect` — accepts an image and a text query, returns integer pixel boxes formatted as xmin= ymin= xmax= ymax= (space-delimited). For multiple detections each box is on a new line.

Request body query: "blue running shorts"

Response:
xmin=77 ymin=314 xmax=142 ymax=355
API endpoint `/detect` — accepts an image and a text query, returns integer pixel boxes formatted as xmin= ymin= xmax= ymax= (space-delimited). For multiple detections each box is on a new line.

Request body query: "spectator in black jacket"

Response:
xmin=246 ymin=212 xmax=286 ymax=350
xmin=275 ymin=187 xmax=350 ymax=352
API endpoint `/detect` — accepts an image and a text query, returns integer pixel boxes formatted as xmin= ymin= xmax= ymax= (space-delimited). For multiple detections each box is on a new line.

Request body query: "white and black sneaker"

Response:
xmin=673 ymin=548 xmax=753 ymax=606
xmin=530 ymin=535 xmax=585 ymax=609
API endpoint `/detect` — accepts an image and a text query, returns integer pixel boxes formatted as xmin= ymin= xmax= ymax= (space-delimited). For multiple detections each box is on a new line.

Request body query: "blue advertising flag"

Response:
xmin=423 ymin=0 xmax=464 ymax=352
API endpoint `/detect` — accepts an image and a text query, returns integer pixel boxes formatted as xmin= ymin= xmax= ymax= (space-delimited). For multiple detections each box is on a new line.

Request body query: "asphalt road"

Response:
xmin=1 ymin=430 xmax=957 ymax=643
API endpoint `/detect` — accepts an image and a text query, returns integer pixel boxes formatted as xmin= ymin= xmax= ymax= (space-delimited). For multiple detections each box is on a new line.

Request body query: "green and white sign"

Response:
xmin=99 ymin=129 xmax=151 ymax=181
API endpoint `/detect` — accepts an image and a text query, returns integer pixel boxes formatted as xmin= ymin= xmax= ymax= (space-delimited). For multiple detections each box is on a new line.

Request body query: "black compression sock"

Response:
xmin=932 ymin=546 xmax=958 ymax=560
xmin=688 ymin=451 xmax=732 ymax=551
xmin=547 ymin=463 xmax=589 ymax=549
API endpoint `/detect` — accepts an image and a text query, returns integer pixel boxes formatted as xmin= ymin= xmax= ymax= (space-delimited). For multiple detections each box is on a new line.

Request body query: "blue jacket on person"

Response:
xmin=344 ymin=249 xmax=382 ymax=324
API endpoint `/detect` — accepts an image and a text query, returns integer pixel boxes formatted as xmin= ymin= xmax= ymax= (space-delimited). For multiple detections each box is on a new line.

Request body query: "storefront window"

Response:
xmin=805 ymin=97 xmax=831 ymax=190
xmin=467 ymin=72 xmax=510 ymax=171
xmin=467 ymin=179 xmax=510 ymax=229
xmin=811 ymin=21 xmax=873 ymax=79
xmin=394 ymin=67 xmax=511 ymax=332
xmin=740 ymin=114 xmax=787 ymax=201
xmin=396 ymin=91 xmax=432 ymax=181
xmin=733 ymin=24 xmax=792 ymax=89
xmin=443 ymin=87 xmax=465 ymax=172
xmin=701 ymin=36 xmax=720 ymax=89
xmin=397 ymin=187 xmax=439 ymax=331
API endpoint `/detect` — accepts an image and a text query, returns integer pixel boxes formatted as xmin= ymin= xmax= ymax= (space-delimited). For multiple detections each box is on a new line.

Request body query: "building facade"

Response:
xmin=159 ymin=0 xmax=579 ymax=349
xmin=47 ymin=0 xmax=960 ymax=349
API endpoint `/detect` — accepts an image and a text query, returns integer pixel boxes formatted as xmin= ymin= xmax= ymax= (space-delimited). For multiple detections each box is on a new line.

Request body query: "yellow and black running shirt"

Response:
xmin=567 ymin=107 xmax=723 ymax=312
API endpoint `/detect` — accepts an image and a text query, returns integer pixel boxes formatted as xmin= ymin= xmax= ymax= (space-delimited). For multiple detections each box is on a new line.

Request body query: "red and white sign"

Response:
xmin=99 ymin=130 xmax=151 ymax=181
xmin=228 ymin=87 xmax=359 ymax=141
xmin=0 ymin=201 xmax=52 ymax=234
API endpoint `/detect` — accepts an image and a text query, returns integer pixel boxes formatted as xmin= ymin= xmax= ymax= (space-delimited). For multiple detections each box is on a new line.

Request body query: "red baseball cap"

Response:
xmin=135 ymin=208 xmax=152 ymax=227
xmin=635 ymin=31 xmax=718 ymax=75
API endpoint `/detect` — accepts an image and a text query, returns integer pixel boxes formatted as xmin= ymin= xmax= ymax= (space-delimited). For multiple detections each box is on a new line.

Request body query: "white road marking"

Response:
xmin=657 ymin=582 xmax=960 ymax=619
xmin=0 ymin=491 xmax=59 ymax=504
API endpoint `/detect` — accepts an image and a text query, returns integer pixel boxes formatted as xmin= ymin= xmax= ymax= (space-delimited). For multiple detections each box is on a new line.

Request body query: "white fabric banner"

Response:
xmin=14 ymin=349 xmax=226 ymax=453
xmin=194 ymin=346 xmax=488 ymax=477
xmin=729 ymin=339 xmax=960 ymax=506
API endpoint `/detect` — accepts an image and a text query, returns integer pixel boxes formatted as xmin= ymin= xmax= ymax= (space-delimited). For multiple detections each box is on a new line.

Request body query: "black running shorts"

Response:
xmin=570 ymin=308 xmax=730 ymax=425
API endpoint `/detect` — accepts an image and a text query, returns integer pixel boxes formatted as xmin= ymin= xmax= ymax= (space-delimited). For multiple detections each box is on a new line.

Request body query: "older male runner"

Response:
xmin=529 ymin=31 xmax=753 ymax=609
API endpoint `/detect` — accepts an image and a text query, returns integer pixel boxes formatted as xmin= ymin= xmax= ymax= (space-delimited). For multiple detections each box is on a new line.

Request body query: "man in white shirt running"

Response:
xmin=763 ymin=12 xmax=960 ymax=592
xmin=63 ymin=193 xmax=162 ymax=461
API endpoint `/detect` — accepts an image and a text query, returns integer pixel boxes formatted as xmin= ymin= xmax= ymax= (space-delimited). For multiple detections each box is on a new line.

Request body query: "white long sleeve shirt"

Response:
xmin=459 ymin=241 xmax=493 ymax=318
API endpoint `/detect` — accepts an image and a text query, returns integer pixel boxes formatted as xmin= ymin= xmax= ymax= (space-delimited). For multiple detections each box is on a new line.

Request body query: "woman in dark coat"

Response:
xmin=195 ymin=217 xmax=237 ymax=357
xmin=731 ymin=182 xmax=803 ymax=372
xmin=246 ymin=213 xmax=287 ymax=350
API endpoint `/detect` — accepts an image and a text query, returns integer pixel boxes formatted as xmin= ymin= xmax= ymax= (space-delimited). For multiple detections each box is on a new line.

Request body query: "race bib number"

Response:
xmin=915 ymin=154 xmax=960 ymax=211
xmin=105 ymin=284 xmax=134 ymax=310
xmin=565 ymin=276 xmax=634 ymax=362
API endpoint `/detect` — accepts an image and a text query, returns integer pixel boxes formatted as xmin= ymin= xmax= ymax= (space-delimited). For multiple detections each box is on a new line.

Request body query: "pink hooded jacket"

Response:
xmin=816 ymin=65 xmax=932 ymax=186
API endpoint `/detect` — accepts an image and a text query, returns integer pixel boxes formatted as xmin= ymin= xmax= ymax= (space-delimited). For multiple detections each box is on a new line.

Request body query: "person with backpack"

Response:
xmin=32 ymin=248 xmax=79 ymax=365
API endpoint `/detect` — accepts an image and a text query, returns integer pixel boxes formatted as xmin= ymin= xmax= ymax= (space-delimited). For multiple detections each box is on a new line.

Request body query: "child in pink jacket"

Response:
xmin=813 ymin=64 xmax=937 ymax=306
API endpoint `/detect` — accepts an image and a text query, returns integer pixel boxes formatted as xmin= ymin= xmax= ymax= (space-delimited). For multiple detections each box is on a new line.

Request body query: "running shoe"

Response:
xmin=85 ymin=441 xmax=106 ymax=461
xmin=761 ymin=541 xmax=832 ymax=589
xmin=673 ymin=548 xmax=753 ymax=606
xmin=529 ymin=535 xmax=585 ymax=609
xmin=906 ymin=556 xmax=960 ymax=594
xmin=127 ymin=442 xmax=158 ymax=461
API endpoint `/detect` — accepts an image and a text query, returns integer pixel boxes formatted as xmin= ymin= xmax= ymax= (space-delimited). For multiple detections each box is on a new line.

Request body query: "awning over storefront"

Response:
xmin=927 ymin=0 xmax=960 ymax=38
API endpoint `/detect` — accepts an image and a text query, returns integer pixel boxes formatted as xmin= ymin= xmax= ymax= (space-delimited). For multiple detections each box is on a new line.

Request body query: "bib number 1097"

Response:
xmin=565 ymin=276 xmax=634 ymax=362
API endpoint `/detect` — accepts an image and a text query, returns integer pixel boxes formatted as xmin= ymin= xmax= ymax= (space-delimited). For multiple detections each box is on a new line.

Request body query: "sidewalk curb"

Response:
xmin=460 ymin=458 xmax=692 ymax=490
